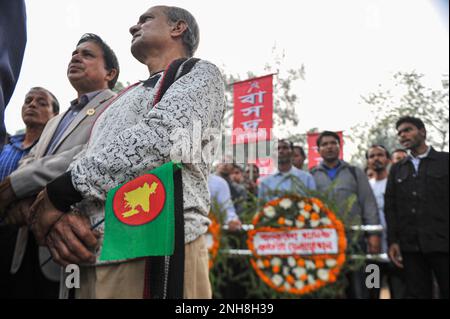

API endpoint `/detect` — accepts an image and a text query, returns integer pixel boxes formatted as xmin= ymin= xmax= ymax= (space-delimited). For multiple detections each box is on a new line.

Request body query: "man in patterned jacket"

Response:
xmin=29 ymin=6 xmax=225 ymax=299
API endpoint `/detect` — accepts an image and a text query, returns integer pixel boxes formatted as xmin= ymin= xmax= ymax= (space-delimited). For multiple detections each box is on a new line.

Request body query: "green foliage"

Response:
xmin=112 ymin=80 xmax=131 ymax=94
xmin=351 ymin=71 xmax=449 ymax=165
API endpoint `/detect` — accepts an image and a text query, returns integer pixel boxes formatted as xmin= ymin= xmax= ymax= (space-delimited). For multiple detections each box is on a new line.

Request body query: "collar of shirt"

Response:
xmin=69 ymin=90 xmax=102 ymax=112
xmin=408 ymin=145 xmax=431 ymax=160
xmin=320 ymin=161 xmax=342 ymax=181
xmin=9 ymin=133 xmax=36 ymax=151
xmin=142 ymin=72 xmax=163 ymax=88
xmin=321 ymin=160 xmax=342 ymax=171
xmin=9 ymin=134 xmax=25 ymax=149
xmin=274 ymin=166 xmax=297 ymax=176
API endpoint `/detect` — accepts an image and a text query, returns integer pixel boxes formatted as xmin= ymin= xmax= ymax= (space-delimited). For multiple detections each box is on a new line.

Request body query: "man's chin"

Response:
xmin=130 ymin=43 xmax=147 ymax=64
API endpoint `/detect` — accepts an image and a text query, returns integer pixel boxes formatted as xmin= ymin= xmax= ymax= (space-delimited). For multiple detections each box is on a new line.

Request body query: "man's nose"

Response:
xmin=70 ymin=53 xmax=82 ymax=64
xmin=129 ymin=24 xmax=139 ymax=36
xmin=25 ymin=99 xmax=37 ymax=109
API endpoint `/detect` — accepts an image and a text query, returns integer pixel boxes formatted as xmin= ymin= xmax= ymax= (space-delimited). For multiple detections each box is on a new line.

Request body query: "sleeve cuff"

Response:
xmin=46 ymin=171 xmax=83 ymax=213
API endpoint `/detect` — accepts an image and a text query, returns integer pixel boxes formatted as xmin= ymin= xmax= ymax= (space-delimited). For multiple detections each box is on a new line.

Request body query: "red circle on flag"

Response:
xmin=112 ymin=174 xmax=166 ymax=226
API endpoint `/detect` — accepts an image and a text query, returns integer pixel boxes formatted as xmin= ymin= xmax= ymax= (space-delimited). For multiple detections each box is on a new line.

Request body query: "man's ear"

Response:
xmin=419 ymin=128 xmax=427 ymax=139
xmin=170 ymin=20 xmax=188 ymax=38
xmin=105 ymin=69 xmax=118 ymax=83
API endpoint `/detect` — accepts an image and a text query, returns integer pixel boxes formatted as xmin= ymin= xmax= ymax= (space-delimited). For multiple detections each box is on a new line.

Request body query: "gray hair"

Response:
xmin=164 ymin=6 xmax=200 ymax=57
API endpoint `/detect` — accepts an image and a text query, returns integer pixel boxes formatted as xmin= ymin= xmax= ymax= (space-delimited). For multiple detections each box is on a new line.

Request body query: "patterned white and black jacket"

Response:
xmin=47 ymin=59 xmax=226 ymax=263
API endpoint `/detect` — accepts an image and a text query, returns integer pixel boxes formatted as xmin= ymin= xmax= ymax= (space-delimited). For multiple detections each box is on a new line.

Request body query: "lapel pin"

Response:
xmin=86 ymin=108 xmax=96 ymax=116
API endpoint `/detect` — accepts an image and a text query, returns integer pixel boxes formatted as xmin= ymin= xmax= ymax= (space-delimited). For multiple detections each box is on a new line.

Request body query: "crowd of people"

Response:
xmin=0 ymin=3 xmax=448 ymax=300
xmin=208 ymin=120 xmax=448 ymax=299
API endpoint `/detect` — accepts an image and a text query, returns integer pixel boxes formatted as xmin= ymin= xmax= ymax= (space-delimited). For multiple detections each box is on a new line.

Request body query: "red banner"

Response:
xmin=249 ymin=157 xmax=276 ymax=177
xmin=307 ymin=131 xmax=344 ymax=170
xmin=232 ymin=75 xmax=273 ymax=144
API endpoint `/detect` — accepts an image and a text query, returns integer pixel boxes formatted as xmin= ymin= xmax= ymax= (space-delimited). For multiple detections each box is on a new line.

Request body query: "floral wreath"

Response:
xmin=206 ymin=212 xmax=221 ymax=269
xmin=247 ymin=195 xmax=347 ymax=295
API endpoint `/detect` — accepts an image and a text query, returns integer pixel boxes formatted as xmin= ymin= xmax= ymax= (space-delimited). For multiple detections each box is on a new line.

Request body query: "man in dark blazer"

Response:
xmin=385 ymin=116 xmax=449 ymax=299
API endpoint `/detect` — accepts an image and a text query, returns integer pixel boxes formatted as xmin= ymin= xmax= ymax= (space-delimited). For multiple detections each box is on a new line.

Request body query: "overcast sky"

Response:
xmin=5 ymin=0 xmax=449 ymax=158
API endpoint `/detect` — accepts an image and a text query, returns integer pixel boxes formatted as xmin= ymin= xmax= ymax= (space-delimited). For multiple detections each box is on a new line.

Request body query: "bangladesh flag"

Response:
xmin=100 ymin=162 xmax=181 ymax=262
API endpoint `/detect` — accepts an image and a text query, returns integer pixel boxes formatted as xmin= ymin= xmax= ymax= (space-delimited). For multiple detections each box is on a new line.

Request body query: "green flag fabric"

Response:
xmin=100 ymin=162 xmax=179 ymax=262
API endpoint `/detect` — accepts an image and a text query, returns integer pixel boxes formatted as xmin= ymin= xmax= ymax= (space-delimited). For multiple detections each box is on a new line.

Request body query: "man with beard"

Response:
xmin=311 ymin=131 xmax=380 ymax=299
xmin=366 ymin=145 xmax=406 ymax=299
xmin=258 ymin=139 xmax=316 ymax=201
xmin=385 ymin=116 xmax=448 ymax=298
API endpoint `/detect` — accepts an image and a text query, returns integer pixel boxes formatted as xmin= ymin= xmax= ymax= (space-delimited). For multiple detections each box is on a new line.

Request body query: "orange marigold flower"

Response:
xmin=272 ymin=265 xmax=280 ymax=273
xmin=286 ymin=275 xmax=295 ymax=285
xmin=297 ymin=259 xmax=305 ymax=267
xmin=304 ymin=204 xmax=312 ymax=212
xmin=329 ymin=273 xmax=337 ymax=282
xmin=263 ymin=259 xmax=270 ymax=268
xmin=311 ymin=198 xmax=324 ymax=209
xmin=277 ymin=217 xmax=285 ymax=225
xmin=315 ymin=260 xmax=324 ymax=268
xmin=300 ymin=274 xmax=308 ymax=281
xmin=311 ymin=213 xmax=320 ymax=221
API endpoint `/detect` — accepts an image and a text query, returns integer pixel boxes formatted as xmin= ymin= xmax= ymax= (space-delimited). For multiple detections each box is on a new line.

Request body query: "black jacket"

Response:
xmin=385 ymin=147 xmax=449 ymax=253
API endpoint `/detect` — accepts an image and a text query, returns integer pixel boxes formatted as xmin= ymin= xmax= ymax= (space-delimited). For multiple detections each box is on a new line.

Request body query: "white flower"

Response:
xmin=312 ymin=203 xmax=321 ymax=213
xmin=257 ymin=259 xmax=265 ymax=269
xmin=297 ymin=201 xmax=305 ymax=209
xmin=279 ymin=198 xmax=293 ymax=209
xmin=293 ymin=267 xmax=306 ymax=278
xmin=204 ymin=234 xmax=213 ymax=250
xmin=305 ymin=260 xmax=316 ymax=270
xmin=263 ymin=206 xmax=276 ymax=218
xmin=295 ymin=220 xmax=305 ymax=228
xmin=283 ymin=266 xmax=290 ymax=276
xmin=317 ymin=269 xmax=330 ymax=281
xmin=272 ymin=274 xmax=283 ymax=287
xmin=285 ymin=219 xmax=294 ymax=226
xmin=310 ymin=220 xmax=320 ymax=228
xmin=308 ymin=275 xmax=316 ymax=285
xmin=326 ymin=259 xmax=337 ymax=268
xmin=271 ymin=257 xmax=282 ymax=267
xmin=320 ymin=218 xmax=332 ymax=226
xmin=284 ymin=282 xmax=292 ymax=290
xmin=300 ymin=210 xmax=310 ymax=219
xmin=287 ymin=257 xmax=297 ymax=268
xmin=295 ymin=281 xmax=305 ymax=290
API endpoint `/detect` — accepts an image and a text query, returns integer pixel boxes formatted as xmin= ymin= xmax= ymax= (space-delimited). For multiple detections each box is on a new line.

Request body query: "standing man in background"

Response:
xmin=311 ymin=131 xmax=380 ymax=299
xmin=385 ymin=116 xmax=448 ymax=299
xmin=292 ymin=145 xmax=306 ymax=170
xmin=366 ymin=144 xmax=406 ymax=299
xmin=0 ymin=87 xmax=59 ymax=299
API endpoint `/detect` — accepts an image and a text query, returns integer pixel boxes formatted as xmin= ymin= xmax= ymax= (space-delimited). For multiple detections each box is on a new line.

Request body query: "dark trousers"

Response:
xmin=0 ymin=225 xmax=17 ymax=299
xmin=368 ymin=262 xmax=407 ymax=299
xmin=402 ymin=252 xmax=449 ymax=299
xmin=345 ymin=266 xmax=370 ymax=299
xmin=0 ymin=225 xmax=59 ymax=299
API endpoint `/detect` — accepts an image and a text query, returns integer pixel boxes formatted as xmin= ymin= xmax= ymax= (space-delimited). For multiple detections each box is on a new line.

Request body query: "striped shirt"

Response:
xmin=0 ymin=134 xmax=31 ymax=182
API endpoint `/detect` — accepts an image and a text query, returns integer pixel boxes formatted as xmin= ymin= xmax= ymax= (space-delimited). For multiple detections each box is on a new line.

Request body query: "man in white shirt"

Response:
xmin=366 ymin=145 xmax=406 ymax=299
xmin=208 ymin=174 xmax=241 ymax=231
